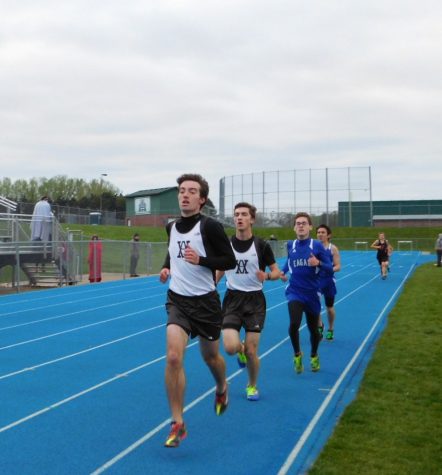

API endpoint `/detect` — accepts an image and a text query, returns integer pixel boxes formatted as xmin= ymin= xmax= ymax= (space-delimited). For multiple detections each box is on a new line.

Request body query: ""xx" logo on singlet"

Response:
xmin=177 ymin=240 xmax=190 ymax=258
xmin=236 ymin=259 xmax=249 ymax=274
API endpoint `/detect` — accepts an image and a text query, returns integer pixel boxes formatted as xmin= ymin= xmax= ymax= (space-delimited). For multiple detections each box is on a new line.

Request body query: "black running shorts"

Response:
xmin=166 ymin=289 xmax=223 ymax=341
xmin=222 ymin=289 xmax=266 ymax=333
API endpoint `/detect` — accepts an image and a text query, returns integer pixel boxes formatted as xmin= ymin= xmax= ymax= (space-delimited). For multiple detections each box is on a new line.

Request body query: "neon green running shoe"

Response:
xmin=325 ymin=329 xmax=334 ymax=341
xmin=293 ymin=353 xmax=303 ymax=374
xmin=310 ymin=355 xmax=320 ymax=372
xmin=237 ymin=350 xmax=247 ymax=368
xmin=246 ymin=385 xmax=260 ymax=401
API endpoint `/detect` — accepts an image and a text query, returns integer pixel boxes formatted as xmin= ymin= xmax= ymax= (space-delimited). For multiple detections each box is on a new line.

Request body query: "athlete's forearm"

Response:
xmin=199 ymin=253 xmax=236 ymax=271
xmin=162 ymin=253 xmax=171 ymax=270
xmin=318 ymin=249 xmax=333 ymax=275
xmin=201 ymin=220 xmax=236 ymax=271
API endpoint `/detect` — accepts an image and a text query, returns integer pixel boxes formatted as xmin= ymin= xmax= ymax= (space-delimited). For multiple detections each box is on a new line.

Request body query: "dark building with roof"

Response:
xmin=338 ymin=199 xmax=442 ymax=227
xmin=125 ymin=187 xmax=180 ymax=226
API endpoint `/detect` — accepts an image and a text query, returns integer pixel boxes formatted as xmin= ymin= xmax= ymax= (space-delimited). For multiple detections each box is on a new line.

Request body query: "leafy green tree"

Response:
xmin=0 ymin=178 xmax=13 ymax=198
xmin=0 ymin=175 xmax=123 ymax=211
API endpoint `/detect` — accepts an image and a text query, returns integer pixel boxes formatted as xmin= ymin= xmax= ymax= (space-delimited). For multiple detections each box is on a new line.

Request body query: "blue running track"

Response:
xmin=0 ymin=251 xmax=432 ymax=474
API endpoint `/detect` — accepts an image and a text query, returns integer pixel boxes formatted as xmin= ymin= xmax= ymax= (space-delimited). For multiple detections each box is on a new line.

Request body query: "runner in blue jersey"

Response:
xmin=316 ymin=224 xmax=341 ymax=341
xmin=280 ymin=212 xmax=333 ymax=373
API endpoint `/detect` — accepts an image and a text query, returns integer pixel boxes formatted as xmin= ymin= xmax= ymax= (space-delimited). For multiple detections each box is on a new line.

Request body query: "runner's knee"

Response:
xmin=167 ymin=349 xmax=183 ymax=369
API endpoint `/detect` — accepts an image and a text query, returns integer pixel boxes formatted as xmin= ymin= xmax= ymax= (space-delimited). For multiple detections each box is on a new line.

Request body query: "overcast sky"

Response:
xmin=1 ymin=0 xmax=441 ymax=209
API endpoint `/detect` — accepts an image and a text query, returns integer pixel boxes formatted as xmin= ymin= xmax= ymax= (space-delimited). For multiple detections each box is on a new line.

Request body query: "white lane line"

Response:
xmin=335 ymin=262 xmax=376 ymax=280
xmin=0 ymin=286 xmax=167 ymax=319
xmin=90 ymin=271 xmax=383 ymax=474
xmin=276 ymin=263 xmax=416 ymax=475
xmin=0 ymin=253 xmax=369 ymax=328
xmin=0 ymin=291 xmax=166 ymax=331
xmin=89 ymin=336 xmax=291 ymax=475
xmin=0 ymin=272 xmax=373 ymax=434
xmin=0 ymin=323 xmax=166 ymax=381
xmin=0 ymin=305 xmax=164 ymax=351
xmin=0 ymin=262 xmax=397 ymax=471
xmin=0 ymin=278 xmax=163 ymax=309
xmin=0 ymin=353 xmax=171 ymax=435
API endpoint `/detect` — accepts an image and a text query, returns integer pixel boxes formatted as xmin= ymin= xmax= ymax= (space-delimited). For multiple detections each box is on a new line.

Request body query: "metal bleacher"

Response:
xmin=0 ymin=196 xmax=18 ymax=243
xmin=0 ymin=195 xmax=80 ymax=288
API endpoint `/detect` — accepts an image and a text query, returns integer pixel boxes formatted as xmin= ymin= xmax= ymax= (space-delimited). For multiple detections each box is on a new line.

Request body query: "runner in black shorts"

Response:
xmin=371 ymin=232 xmax=393 ymax=280
xmin=166 ymin=289 xmax=223 ymax=340
xmin=222 ymin=289 xmax=266 ymax=333
xmin=316 ymin=224 xmax=341 ymax=341
xmin=159 ymin=174 xmax=236 ymax=448
xmin=216 ymin=202 xmax=280 ymax=402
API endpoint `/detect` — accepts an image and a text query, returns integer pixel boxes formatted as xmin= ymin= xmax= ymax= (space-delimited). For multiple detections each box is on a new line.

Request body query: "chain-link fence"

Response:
xmin=0 ymin=238 xmax=290 ymax=293
xmin=219 ymin=167 xmax=372 ymax=226
xmin=15 ymin=202 xmax=126 ymax=226
xmin=2 ymin=236 xmax=438 ymax=294
xmin=0 ymin=239 xmax=169 ymax=293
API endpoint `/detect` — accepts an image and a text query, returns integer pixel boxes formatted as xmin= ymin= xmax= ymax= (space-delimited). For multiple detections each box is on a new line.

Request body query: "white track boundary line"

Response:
xmin=276 ymin=263 xmax=416 ymax=474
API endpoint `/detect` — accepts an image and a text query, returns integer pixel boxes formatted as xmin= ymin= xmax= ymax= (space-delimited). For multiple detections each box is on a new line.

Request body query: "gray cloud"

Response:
xmin=1 ymin=0 xmax=441 ymax=208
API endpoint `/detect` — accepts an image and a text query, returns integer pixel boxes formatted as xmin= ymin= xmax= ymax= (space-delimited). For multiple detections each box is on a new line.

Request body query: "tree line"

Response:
xmin=0 ymin=176 xmax=126 ymax=212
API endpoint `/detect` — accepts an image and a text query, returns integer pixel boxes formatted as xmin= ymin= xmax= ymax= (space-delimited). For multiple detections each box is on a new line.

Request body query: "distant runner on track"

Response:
xmin=316 ymin=224 xmax=341 ymax=341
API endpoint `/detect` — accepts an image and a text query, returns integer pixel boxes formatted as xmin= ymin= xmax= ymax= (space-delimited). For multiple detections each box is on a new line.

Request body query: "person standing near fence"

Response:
xmin=216 ymin=202 xmax=280 ymax=402
xmin=30 ymin=195 xmax=53 ymax=242
xmin=435 ymin=233 xmax=442 ymax=267
xmin=280 ymin=212 xmax=333 ymax=374
xmin=129 ymin=233 xmax=140 ymax=277
xmin=316 ymin=224 xmax=341 ymax=341
xmin=88 ymin=235 xmax=102 ymax=283
xmin=370 ymin=232 xmax=392 ymax=279
xmin=30 ymin=195 xmax=53 ymax=264
xmin=159 ymin=173 xmax=236 ymax=448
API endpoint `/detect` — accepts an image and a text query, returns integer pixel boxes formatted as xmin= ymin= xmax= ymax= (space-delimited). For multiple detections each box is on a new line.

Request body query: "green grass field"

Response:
xmin=309 ymin=263 xmax=442 ymax=474
xmin=64 ymin=224 xmax=442 ymax=252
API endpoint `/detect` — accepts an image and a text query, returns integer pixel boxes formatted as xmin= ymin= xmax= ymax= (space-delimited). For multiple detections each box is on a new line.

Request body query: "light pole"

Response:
xmin=100 ymin=173 xmax=108 ymax=213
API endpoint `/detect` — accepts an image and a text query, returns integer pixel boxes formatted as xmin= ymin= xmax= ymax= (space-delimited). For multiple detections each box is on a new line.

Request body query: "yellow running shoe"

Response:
xmin=310 ymin=355 xmax=320 ymax=372
xmin=215 ymin=384 xmax=229 ymax=415
xmin=237 ymin=350 xmax=247 ymax=368
xmin=294 ymin=353 xmax=303 ymax=374
xmin=246 ymin=385 xmax=260 ymax=401
xmin=164 ymin=421 xmax=187 ymax=448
